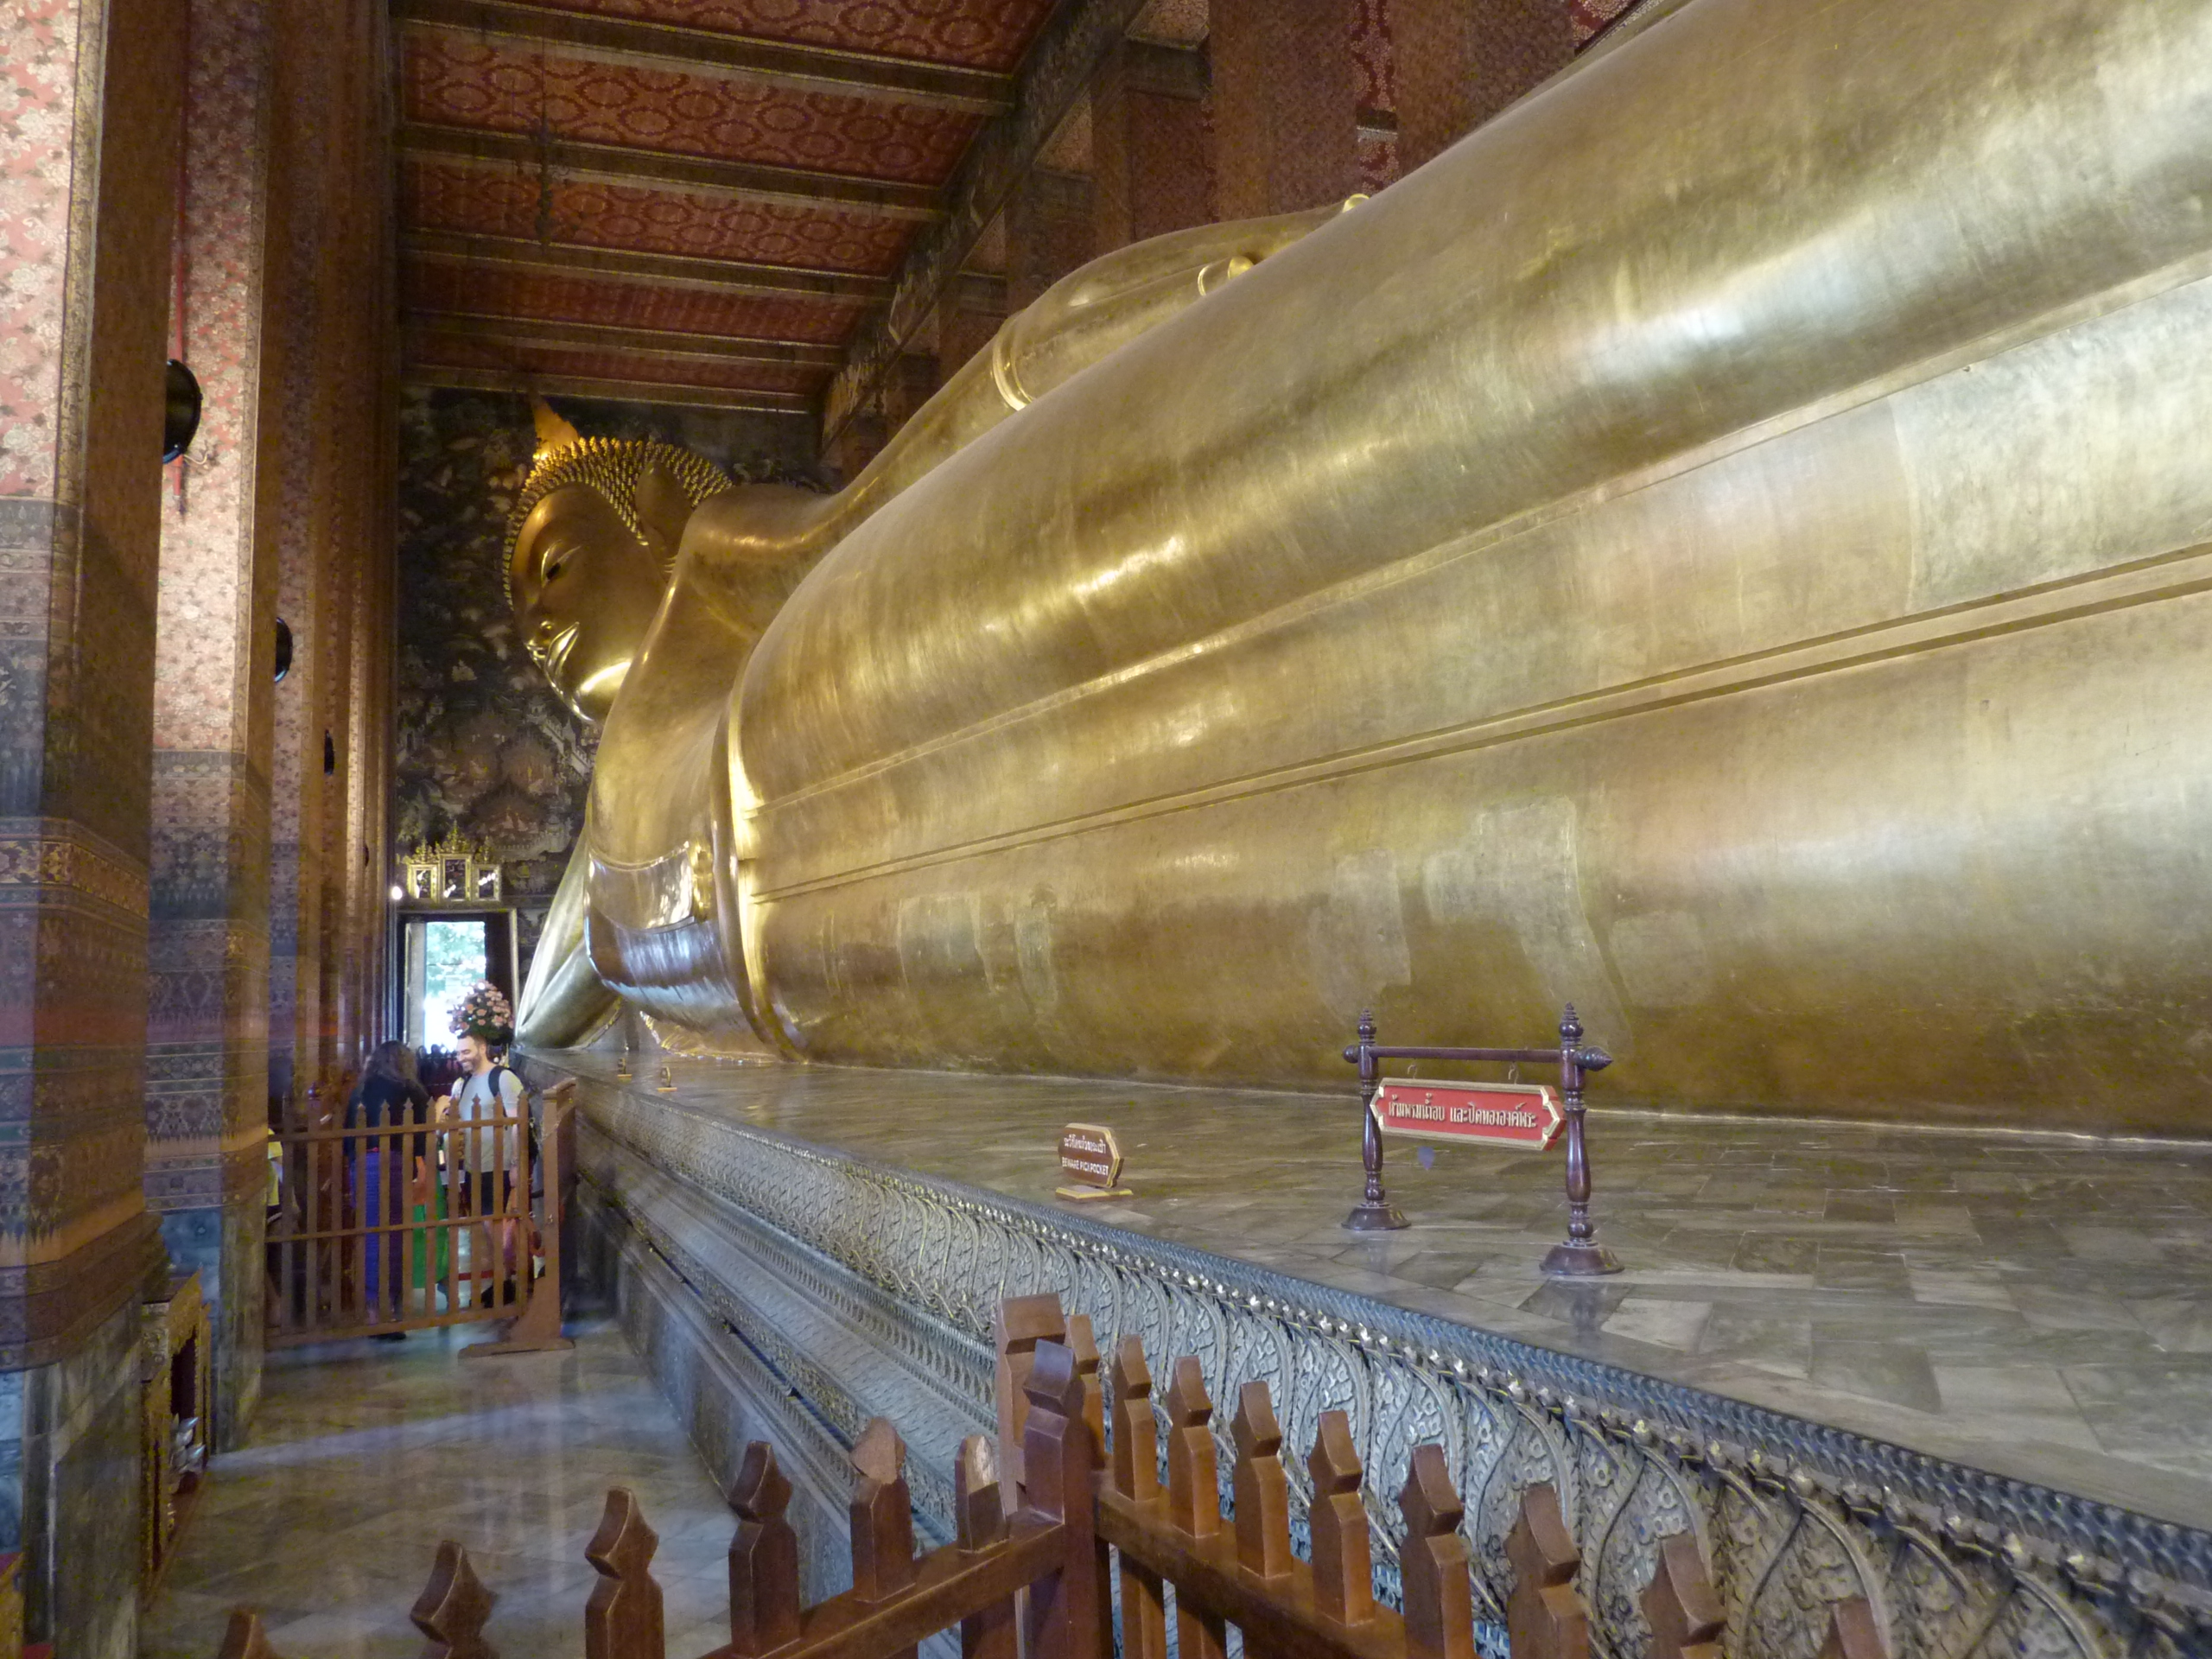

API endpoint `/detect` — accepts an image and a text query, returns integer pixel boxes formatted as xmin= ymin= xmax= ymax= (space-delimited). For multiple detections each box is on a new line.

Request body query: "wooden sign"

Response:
xmin=1056 ymin=1123 xmax=1133 ymax=1200
xmin=1371 ymin=1080 xmax=1563 ymax=1151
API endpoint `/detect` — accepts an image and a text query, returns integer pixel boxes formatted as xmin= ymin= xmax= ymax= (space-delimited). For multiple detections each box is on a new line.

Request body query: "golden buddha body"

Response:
xmin=516 ymin=0 xmax=2212 ymax=1133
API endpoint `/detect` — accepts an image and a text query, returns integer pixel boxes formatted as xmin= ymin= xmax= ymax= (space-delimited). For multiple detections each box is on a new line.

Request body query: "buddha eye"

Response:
xmin=543 ymin=552 xmax=568 ymax=582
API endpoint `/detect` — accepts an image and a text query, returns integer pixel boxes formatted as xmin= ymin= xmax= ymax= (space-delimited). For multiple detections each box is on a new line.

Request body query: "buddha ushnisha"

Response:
xmin=517 ymin=0 xmax=2212 ymax=1133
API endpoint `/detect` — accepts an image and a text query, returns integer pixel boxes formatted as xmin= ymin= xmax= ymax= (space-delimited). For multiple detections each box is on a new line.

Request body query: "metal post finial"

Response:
xmin=1343 ymin=1009 xmax=1407 ymax=1232
xmin=1541 ymin=1002 xmax=1620 ymax=1276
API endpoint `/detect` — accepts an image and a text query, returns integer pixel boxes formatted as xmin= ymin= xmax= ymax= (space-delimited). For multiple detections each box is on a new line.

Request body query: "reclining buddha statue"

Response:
xmin=513 ymin=0 xmax=2212 ymax=1134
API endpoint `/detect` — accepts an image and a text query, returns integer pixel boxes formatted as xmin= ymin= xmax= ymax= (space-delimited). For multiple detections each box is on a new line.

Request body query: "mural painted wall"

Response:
xmin=393 ymin=387 xmax=818 ymax=970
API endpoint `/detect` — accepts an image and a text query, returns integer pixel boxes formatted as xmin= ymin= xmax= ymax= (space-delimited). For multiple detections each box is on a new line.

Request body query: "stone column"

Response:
xmin=1005 ymin=169 xmax=1096 ymax=313
xmin=144 ymin=0 xmax=275 ymax=1453
xmin=1090 ymin=40 xmax=1212 ymax=253
xmin=1391 ymin=0 xmax=1575 ymax=173
xmin=938 ymin=273 xmax=1007 ymax=384
xmin=262 ymin=0 xmax=327 ymax=1116
xmin=264 ymin=0 xmax=395 ymax=1103
xmin=882 ymin=350 xmax=942 ymax=439
xmin=1209 ymin=0 xmax=1361 ymax=216
xmin=0 ymin=0 xmax=188 ymax=1649
xmin=827 ymin=407 xmax=889 ymax=482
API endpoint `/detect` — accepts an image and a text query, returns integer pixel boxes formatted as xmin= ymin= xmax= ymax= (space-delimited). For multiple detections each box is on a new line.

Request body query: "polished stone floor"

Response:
xmin=551 ymin=1051 xmax=2212 ymax=1532
xmin=141 ymin=1320 xmax=741 ymax=1659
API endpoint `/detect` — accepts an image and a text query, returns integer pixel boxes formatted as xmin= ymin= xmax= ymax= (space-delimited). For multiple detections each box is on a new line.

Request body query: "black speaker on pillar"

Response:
xmin=163 ymin=359 xmax=202 ymax=463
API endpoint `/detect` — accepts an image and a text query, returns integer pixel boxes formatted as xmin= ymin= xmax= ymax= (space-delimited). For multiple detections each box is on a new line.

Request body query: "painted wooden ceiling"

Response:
xmin=395 ymin=0 xmax=1058 ymax=416
xmin=395 ymin=0 xmax=1643 ymax=421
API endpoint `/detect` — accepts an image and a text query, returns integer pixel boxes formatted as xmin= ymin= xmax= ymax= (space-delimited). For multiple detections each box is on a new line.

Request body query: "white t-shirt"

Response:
xmin=451 ymin=1065 xmax=526 ymax=1176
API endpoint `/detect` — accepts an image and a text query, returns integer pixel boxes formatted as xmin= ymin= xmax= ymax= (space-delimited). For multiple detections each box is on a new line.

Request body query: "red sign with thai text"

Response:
xmin=1370 ymin=1080 xmax=1563 ymax=1151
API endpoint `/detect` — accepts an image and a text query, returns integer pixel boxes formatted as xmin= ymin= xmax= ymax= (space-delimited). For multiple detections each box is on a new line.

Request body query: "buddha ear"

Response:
xmin=632 ymin=461 xmax=695 ymax=567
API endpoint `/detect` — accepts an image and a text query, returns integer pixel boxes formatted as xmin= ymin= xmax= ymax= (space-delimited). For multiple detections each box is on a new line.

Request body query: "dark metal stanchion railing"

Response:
xmin=1341 ymin=1004 xmax=1620 ymax=1275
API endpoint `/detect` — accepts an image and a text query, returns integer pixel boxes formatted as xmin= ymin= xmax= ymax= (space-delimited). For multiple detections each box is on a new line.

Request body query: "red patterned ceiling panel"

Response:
xmin=525 ymin=0 xmax=1058 ymax=72
xmin=404 ymin=261 xmax=863 ymax=343
xmin=403 ymin=157 xmax=915 ymax=272
xmin=404 ymin=31 xmax=980 ymax=183
xmin=411 ymin=333 xmax=824 ymax=395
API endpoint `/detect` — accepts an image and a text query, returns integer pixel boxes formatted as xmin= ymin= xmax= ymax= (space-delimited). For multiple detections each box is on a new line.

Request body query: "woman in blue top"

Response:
xmin=346 ymin=1041 xmax=431 ymax=1332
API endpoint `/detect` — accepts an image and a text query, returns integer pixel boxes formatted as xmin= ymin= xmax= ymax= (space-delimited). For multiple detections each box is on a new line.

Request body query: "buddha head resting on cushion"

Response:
xmin=505 ymin=403 xmax=733 ymax=725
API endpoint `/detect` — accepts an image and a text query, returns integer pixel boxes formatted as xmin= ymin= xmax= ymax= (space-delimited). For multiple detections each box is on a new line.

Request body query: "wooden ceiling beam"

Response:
xmin=822 ymin=0 xmax=1155 ymax=442
xmin=399 ymin=123 xmax=946 ymax=220
xmin=403 ymin=232 xmax=893 ymax=302
xmin=406 ymin=310 xmax=845 ymax=369
xmin=397 ymin=0 xmax=1015 ymax=116
xmin=405 ymin=364 xmax=817 ymax=416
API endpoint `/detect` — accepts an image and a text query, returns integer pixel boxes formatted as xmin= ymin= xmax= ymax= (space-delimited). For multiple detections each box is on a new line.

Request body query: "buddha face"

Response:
xmin=508 ymin=483 xmax=670 ymax=725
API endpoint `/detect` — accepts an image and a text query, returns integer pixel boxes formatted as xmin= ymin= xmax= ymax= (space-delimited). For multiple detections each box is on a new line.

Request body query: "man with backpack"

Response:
xmin=439 ymin=982 xmax=529 ymax=1308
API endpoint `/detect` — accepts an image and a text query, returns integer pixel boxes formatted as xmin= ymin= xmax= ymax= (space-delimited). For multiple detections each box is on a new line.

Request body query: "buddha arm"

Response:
xmin=513 ymin=830 xmax=618 ymax=1050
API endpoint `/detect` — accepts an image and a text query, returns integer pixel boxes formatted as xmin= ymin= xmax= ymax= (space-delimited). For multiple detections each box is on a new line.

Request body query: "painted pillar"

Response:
xmin=882 ymin=351 xmax=942 ymax=440
xmin=264 ymin=0 xmax=396 ymax=1105
xmin=1389 ymin=0 xmax=1574 ymax=173
xmin=262 ymin=0 xmax=329 ymax=1116
xmin=1005 ymin=168 xmax=1096 ymax=313
xmin=0 ymin=0 xmax=188 ymax=1648
xmin=937 ymin=274 xmax=1007 ymax=384
xmin=144 ymin=0 xmax=275 ymax=1453
xmin=1090 ymin=40 xmax=1212 ymax=253
xmin=1209 ymin=0 xmax=1361 ymax=216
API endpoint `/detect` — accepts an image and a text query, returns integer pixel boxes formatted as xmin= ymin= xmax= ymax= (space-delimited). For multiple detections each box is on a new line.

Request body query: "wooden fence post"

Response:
xmin=1067 ymin=1315 xmax=1105 ymax=1471
xmin=586 ymin=1487 xmax=664 ymax=1659
xmin=1162 ymin=1357 xmax=1226 ymax=1659
xmin=1230 ymin=1382 xmax=1292 ymax=1580
xmin=216 ymin=1611 xmax=281 ymax=1659
xmin=1818 ymin=1598 xmax=1887 ymax=1659
xmin=728 ymin=1441 xmax=802 ymax=1657
xmin=413 ymin=1541 xmax=498 ymax=1659
xmin=994 ymin=1294 xmax=1067 ymax=1498
xmin=1307 ymin=1409 xmax=1375 ymax=1627
xmin=851 ymin=1418 xmax=920 ymax=1602
xmin=1400 ymin=1446 xmax=1472 ymax=1659
xmin=1505 ymin=1484 xmax=1586 ymax=1659
xmin=1109 ymin=1336 xmax=1167 ymax=1659
xmin=1643 ymin=1534 xmax=1722 ymax=1659
xmin=1020 ymin=1340 xmax=1105 ymax=1659
xmin=956 ymin=1434 xmax=1017 ymax=1659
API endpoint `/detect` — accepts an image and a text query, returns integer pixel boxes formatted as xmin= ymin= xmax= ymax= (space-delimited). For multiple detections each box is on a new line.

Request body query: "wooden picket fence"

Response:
xmin=263 ymin=1078 xmax=575 ymax=1354
xmin=216 ymin=1292 xmax=1885 ymax=1659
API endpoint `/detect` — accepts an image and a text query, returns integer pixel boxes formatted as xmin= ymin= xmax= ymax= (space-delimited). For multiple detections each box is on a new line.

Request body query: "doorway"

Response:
xmin=399 ymin=909 xmax=518 ymax=1053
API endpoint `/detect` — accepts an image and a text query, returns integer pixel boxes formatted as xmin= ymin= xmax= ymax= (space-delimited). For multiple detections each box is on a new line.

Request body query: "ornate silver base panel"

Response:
xmin=544 ymin=1066 xmax=2212 ymax=1659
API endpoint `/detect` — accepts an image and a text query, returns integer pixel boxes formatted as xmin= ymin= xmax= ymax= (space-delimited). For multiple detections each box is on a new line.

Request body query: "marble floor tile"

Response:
xmin=1908 ymin=1270 xmax=2017 ymax=1311
xmin=1518 ymin=1281 xmax=1630 ymax=1330
xmin=1601 ymin=1298 xmax=1712 ymax=1351
xmin=1814 ymin=1248 xmax=1913 ymax=1297
xmin=1808 ymin=1338 xmax=1943 ymax=1414
xmin=2132 ymin=1295 xmax=2212 ymax=1355
xmin=143 ymin=1320 xmax=737 ymax=1659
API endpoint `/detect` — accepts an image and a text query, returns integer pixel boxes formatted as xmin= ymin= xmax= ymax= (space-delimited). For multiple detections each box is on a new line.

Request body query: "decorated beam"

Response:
xmin=821 ymin=0 xmax=1153 ymax=443
xmin=404 ymin=365 xmax=815 ymax=416
xmin=403 ymin=232 xmax=893 ymax=303
xmin=396 ymin=0 xmax=1015 ymax=116
xmin=405 ymin=313 xmax=845 ymax=371
xmin=398 ymin=124 xmax=946 ymax=220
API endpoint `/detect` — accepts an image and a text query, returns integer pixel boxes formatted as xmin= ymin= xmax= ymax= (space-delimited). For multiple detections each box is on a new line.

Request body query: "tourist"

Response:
xmin=442 ymin=982 xmax=526 ymax=1306
xmin=346 ymin=1041 xmax=431 ymax=1334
